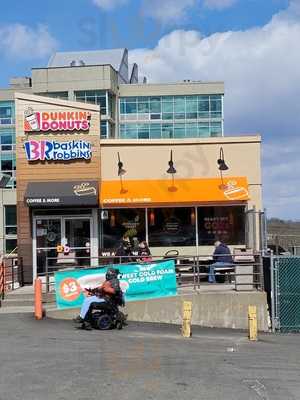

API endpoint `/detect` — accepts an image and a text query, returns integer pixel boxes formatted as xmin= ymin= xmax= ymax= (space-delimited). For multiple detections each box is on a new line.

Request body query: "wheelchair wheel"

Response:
xmin=95 ymin=314 xmax=112 ymax=330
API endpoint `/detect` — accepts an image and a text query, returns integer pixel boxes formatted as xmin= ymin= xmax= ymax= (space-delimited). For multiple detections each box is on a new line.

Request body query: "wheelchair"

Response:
xmin=89 ymin=292 xmax=127 ymax=330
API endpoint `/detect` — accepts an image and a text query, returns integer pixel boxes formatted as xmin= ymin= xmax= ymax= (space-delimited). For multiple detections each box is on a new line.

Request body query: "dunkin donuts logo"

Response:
xmin=24 ymin=139 xmax=92 ymax=161
xmin=24 ymin=107 xmax=91 ymax=133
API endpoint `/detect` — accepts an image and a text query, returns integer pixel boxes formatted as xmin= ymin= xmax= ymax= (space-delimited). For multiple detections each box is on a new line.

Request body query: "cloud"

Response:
xmin=141 ymin=0 xmax=196 ymax=24
xmin=203 ymin=0 xmax=237 ymax=10
xmin=92 ymin=0 xmax=128 ymax=11
xmin=130 ymin=2 xmax=300 ymax=219
xmin=0 ymin=24 xmax=58 ymax=60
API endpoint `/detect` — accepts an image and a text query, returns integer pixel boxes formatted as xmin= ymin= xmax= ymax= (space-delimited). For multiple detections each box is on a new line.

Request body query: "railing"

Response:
xmin=40 ymin=252 xmax=264 ymax=295
xmin=0 ymin=256 xmax=24 ymax=301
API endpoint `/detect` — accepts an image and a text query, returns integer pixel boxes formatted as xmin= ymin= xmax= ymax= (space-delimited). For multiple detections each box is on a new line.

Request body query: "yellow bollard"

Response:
xmin=248 ymin=305 xmax=258 ymax=341
xmin=182 ymin=301 xmax=192 ymax=338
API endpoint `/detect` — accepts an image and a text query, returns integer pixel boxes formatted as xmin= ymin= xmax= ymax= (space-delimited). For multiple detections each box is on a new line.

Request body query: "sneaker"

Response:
xmin=73 ymin=316 xmax=84 ymax=323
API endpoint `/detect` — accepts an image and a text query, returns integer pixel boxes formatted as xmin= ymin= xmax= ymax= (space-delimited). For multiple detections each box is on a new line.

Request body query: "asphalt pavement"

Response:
xmin=0 ymin=314 xmax=300 ymax=400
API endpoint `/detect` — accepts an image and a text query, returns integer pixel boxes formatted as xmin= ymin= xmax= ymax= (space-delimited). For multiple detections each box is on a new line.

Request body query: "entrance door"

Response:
xmin=35 ymin=218 xmax=62 ymax=276
xmin=33 ymin=215 xmax=96 ymax=279
xmin=63 ymin=218 xmax=92 ymax=267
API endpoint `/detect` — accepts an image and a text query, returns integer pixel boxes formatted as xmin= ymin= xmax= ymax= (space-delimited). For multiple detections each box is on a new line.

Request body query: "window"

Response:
xmin=0 ymin=101 xmax=14 ymax=125
xmin=174 ymin=123 xmax=185 ymax=138
xmin=0 ymin=152 xmax=16 ymax=187
xmin=5 ymin=239 xmax=17 ymax=254
xmin=101 ymin=121 xmax=107 ymax=139
xmin=148 ymin=208 xmax=196 ymax=247
xmin=119 ymin=94 xmax=223 ymax=138
xmin=138 ymin=124 xmax=149 ymax=139
xmin=5 ymin=205 xmax=17 ymax=254
xmin=102 ymin=209 xmax=146 ymax=249
xmin=36 ymin=92 xmax=68 ymax=100
xmin=74 ymin=91 xmax=108 ymax=115
xmin=210 ymin=121 xmax=222 ymax=137
xmin=197 ymin=206 xmax=245 ymax=245
xmin=0 ymin=129 xmax=15 ymax=151
xmin=5 ymin=205 xmax=17 ymax=235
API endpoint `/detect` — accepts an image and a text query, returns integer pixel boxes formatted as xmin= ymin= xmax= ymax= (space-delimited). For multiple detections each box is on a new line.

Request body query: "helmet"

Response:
xmin=106 ymin=268 xmax=118 ymax=281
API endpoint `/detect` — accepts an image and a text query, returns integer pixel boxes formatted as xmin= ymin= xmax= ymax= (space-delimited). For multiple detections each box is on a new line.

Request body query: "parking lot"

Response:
xmin=0 ymin=314 xmax=300 ymax=400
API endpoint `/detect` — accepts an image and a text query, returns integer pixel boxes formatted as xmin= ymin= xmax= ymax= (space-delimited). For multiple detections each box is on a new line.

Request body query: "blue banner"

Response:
xmin=54 ymin=260 xmax=177 ymax=310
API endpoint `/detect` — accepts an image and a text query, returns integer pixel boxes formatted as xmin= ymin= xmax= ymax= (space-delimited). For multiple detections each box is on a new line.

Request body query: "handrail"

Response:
xmin=40 ymin=252 xmax=265 ymax=294
xmin=0 ymin=256 xmax=24 ymax=303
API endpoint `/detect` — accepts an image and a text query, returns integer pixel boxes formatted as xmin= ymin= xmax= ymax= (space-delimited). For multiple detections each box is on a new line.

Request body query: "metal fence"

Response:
xmin=270 ymin=255 xmax=300 ymax=332
xmin=0 ymin=257 xmax=24 ymax=301
xmin=39 ymin=252 xmax=264 ymax=296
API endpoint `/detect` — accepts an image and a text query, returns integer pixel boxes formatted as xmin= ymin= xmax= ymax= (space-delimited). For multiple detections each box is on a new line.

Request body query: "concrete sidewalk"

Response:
xmin=0 ymin=314 xmax=299 ymax=400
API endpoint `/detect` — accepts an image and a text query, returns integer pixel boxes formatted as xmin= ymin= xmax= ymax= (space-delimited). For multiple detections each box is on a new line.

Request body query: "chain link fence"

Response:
xmin=270 ymin=255 xmax=300 ymax=332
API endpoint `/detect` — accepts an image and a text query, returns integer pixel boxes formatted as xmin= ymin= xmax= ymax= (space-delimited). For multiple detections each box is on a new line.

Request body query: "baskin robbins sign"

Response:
xmin=24 ymin=140 xmax=92 ymax=161
xmin=24 ymin=107 xmax=91 ymax=133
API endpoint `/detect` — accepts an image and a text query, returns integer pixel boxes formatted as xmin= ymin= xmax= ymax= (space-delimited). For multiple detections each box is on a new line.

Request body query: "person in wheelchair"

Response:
xmin=73 ymin=268 xmax=125 ymax=330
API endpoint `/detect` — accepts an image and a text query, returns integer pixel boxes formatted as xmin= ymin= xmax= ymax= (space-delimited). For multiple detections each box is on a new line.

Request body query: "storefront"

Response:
xmin=25 ymin=181 xmax=99 ymax=277
xmin=99 ymin=177 xmax=250 ymax=255
xmin=15 ymin=93 xmax=101 ymax=282
xmin=99 ymin=138 xmax=262 ymax=256
xmin=15 ymin=93 xmax=262 ymax=283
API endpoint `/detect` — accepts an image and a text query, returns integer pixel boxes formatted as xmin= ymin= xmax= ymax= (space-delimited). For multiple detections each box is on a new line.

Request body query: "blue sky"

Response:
xmin=0 ymin=0 xmax=289 ymax=86
xmin=0 ymin=0 xmax=299 ymax=220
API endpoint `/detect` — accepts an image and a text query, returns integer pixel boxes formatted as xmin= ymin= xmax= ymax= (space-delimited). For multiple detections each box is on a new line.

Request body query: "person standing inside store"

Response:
xmin=138 ymin=241 xmax=152 ymax=262
xmin=208 ymin=241 xmax=233 ymax=283
xmin=115 ymin=236 xmax=132 ymax=263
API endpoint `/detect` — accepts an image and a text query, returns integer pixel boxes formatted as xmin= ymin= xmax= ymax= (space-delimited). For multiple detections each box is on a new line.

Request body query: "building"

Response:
xmin=0 ymin=48 xmax=262 ymax=283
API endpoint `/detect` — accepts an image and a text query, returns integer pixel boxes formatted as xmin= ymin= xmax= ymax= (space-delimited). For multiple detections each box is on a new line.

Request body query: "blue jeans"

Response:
xmin=208 ymin=262 xmax=233 ymax=283
xmin=79 ymin=295 xmax=105 ymax=319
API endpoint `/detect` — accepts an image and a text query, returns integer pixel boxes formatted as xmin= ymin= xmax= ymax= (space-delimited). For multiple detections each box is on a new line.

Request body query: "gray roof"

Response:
xmin=48 ymin=48 xmax=126 ymax=71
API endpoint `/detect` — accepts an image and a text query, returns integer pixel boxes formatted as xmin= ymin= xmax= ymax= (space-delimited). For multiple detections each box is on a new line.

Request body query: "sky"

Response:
xmin=0 ymin=0 xmax=299 ymax=220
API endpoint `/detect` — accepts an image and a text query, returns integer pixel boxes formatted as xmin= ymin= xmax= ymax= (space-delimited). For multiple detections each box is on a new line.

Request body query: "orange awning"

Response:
xmin=100 ymin=177 xmax=249 ymax=207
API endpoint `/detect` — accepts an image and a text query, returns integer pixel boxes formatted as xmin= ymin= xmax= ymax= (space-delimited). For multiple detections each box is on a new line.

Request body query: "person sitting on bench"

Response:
xmin=209 ymin=241 xmax=233 ymax=283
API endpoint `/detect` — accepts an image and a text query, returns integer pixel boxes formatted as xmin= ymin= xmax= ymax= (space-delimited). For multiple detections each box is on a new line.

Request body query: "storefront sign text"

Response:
xmin=24 ymin=107 xmax=91 ymax=133
xmin=24 ymin=139 xmax=92 ymax=161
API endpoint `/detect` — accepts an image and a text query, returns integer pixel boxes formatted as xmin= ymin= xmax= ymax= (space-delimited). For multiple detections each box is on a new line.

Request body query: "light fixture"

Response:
xmin=110 ymin=211 xmax=116 ymax=227
xmin=167 ymin=150 xmax=177 ymax=192
xmin=117 ymin=152 xmax=126 ymax=177
xmin=167 ymin=150 xmax=176 ymax=175
xmin=217 ymin=147 xmax=229 ymax=189
xmin=190 ymin=209 xmax=196 ymax=226
xmin=217 ymin=147 xmax=229 ymax=171
xmin=149 ymin=209 xmax=155 ymax=226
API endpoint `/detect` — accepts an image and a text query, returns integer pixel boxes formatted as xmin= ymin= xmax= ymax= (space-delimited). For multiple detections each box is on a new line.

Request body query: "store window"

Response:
xmin=148 ymin=208 xmax=196 ymax=247
xmin=197 ymin=206 xmax=245 ymax=245
xmin=102 ymin=209 xmax=146 ymax=249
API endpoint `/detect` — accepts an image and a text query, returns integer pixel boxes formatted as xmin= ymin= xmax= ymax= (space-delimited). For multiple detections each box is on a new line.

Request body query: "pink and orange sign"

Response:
xmin=24 ymin=107 xmax=91 ymax=133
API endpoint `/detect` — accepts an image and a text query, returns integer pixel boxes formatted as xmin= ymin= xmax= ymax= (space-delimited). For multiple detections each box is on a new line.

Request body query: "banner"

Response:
xmin=54 ymin=260 xmax=177 ymax=310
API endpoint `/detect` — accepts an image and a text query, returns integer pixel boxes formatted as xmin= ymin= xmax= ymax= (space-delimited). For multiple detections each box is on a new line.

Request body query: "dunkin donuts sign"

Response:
xmin=24 ymin=107 xmax=91 ymax=133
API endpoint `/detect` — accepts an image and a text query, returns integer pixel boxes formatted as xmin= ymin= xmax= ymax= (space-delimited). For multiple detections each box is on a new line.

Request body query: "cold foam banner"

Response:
xmin=24 ymin=107 xmax=91 ymax=133
xmin=54 ymin=260 xmax=177 ymax=310
xmin=24 ymin=139 xmax=92 ymax=161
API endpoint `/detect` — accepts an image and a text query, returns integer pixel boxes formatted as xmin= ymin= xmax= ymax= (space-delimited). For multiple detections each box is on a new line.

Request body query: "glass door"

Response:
xmin=35 ymin=218 xmax=62 ymax=275
xmin=33 ymin=215 xmax=94 ymax=278
xmin=63 ymin=218 xmax=92 ymax=266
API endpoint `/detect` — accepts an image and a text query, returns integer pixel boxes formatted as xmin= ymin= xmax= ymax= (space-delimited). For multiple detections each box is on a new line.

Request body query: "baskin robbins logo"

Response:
xmin=24 ymin=107 xmax=91 ymax=133
xmin=24 ymin=140 xmax=92 ymax=161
